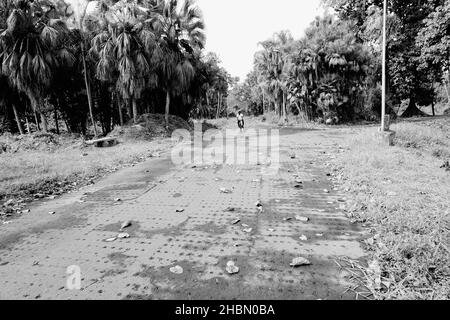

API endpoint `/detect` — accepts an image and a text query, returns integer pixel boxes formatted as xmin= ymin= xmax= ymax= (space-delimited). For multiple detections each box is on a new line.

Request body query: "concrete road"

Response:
xmin=0 ymin=123 xmax=366 ymax=300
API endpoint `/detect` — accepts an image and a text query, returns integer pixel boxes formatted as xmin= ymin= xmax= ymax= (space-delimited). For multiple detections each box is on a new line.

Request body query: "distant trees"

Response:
xmin=326 ymin=0 xmax=450 ymax=117
xmin=241 ymin=17 xmax=373 ymax=122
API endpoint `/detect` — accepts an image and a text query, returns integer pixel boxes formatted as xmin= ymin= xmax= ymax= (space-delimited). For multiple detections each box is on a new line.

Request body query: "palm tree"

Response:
xmin=90 ymin=2 xmax=158 ymax=124
xmin=0 ymin=0 xmax=73 ymax=132
xmin=148 ymin=0 xmax=205 ymax=128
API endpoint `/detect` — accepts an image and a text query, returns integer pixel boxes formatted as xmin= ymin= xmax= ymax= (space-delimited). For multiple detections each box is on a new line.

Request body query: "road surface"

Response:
xmin=0 ymin=123 xmax=366 ymax=300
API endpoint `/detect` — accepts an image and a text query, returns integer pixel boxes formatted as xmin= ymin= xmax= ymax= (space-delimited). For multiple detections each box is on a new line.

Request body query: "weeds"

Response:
xmin=333 ymin=119 xmax=450 ymax=299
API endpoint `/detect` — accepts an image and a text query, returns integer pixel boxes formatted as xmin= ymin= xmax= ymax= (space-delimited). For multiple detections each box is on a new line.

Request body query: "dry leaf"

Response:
xmin=117 ymin=233 xmax=130 ymax=239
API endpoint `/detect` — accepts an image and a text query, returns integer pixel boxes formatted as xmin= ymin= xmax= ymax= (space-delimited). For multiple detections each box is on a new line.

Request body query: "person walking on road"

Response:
xmin=237 ymin=111 xmax=245 ymax=132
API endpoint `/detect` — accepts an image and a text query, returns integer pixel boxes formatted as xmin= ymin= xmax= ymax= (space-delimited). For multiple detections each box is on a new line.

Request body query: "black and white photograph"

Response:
xmin=0 ymin=0 xmax=449 ymax=307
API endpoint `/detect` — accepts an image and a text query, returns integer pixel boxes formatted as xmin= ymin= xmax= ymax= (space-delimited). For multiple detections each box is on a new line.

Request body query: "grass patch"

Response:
xmin=0 ymin=134 xmax=173 ymax=203
xmin=333 ymin=124 xmax=450 ymax=299
xmin=392 ymin=117 xmax=450 ymax=159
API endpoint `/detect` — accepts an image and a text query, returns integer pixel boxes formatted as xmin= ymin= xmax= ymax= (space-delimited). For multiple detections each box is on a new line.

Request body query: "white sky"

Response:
xmin=197 ymin=0 xmax=326 ymax=81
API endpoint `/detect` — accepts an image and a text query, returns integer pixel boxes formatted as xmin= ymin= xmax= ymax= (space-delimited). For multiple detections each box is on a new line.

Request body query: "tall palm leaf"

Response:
xmin=0 ymin=0 xmax=72 ymax=132
xmin=148 ymin=0 xmax=205 ymax=128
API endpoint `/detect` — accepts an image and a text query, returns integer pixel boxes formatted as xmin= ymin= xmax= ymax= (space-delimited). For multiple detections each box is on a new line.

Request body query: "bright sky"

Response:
xmin=197 ymin=0 xmax=326 ymax=81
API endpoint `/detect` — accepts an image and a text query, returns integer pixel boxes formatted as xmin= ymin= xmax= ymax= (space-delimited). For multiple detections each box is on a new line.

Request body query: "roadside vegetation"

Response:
xmin=333 ymin=117 xmax=450 ymax=299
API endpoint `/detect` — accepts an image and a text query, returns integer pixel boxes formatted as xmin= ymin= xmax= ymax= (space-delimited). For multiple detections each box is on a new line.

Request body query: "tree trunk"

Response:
xmin=118 ymin=104 xmax=124 ymax=127
xmin=262 ymin=91 xmax=265 ymax=114
xmin=81 ymin=42 xmax=98 ymax=137
xmin=12 ymin=104 xmax=24 ymax=135
xmin=34 ymin=111 xmax=40 ymax=131
xmin=54 ymin=105 xmax=60 ymax=134
xmin=165 ymin=91 xmax=170 ymax=129
xmin=402 ymin=95 xmax=426 ymax=118
xmin=443 ymin=79 xmax=450 ymax=106
xmin=132 ymin=99 xmax=138 ymax=124
xmin=216 ymin=92 xmax=220 ymax=119
xmin=26 ymin=117 xmax=31 ymax=134
xmin=40 ymin=111 xmax=48 ymax=132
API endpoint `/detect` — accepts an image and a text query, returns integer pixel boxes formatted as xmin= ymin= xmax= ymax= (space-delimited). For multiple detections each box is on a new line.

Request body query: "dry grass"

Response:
xmin=392 ymin=117 xmax=450 ymax=159
xmin=0 ymin=134 xmax=173 ymax=202
xmin=333 ymin=120 xmax=450 ymax=299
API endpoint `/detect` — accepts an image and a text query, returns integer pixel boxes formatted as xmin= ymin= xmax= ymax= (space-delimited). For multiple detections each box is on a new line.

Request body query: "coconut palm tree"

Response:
xmin=0 ymin=0 xmax=73 ymax=132
xmin=90 ymin=2 xmax=158 ymax=124
xmin=148 ymin=0 xmax=205 ymax=128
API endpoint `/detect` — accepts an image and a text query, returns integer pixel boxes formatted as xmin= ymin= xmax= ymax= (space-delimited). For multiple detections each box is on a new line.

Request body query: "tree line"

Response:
xmin=0 ymin=0 xmax=232 ymax=135
xmin=230 ymin=0 xmax=450 ymax=123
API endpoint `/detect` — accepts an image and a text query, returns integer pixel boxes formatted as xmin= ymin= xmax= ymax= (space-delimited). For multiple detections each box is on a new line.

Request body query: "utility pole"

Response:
xmin=381 ymin=0 xmax=387 ymax=131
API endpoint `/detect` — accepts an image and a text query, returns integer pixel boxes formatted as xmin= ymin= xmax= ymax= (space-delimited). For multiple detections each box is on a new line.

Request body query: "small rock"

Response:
xmin=175 ymin=209 xmax=185 ymax=213
xmin=114 ymin=198 xmax=122 ymax=202
xmin=295 ymin=216 xmax=309 ymax=222
xmin=49 ymin=211 xmax=55 ymax=215
xmin=105 ymin=237 xmax=117 ymax=242
xmin=299 ymin=235 xmax=308 ymax=241
xmin=225 ymin=261 xmax=239 ymax=274
xmin=243 ymin=228 xmax=253 ymax=233
xmin=283 ymin=217 xmax=292 ymax=221
xmin=225 ymin=207 xmax=236 ymax=212
xmin=316 ymin=233 xmax=324 ymax=237
xmin=290 ymin=257 xmax=311 ymax=267
xmin=323 ymin=189 xmax=330 ymax=193
xmin=268 ymin=228 xmax=275 ymax=232
xmin=170 ymin=265 xmax=183 ymax=274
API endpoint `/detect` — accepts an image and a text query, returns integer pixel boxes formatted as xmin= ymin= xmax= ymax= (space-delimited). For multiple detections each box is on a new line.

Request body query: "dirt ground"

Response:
xmin=0 ymin=121 xmax=368 ymax=300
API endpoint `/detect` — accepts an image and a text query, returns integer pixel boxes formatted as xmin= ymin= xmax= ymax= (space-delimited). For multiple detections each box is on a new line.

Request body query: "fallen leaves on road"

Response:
xmin=117 ymin=233 xmax=130 ymax=239
xmin=299 ymin=235 xmax=308 ymax=241
xmin=290 ymin=257 xmax=311 ymax=267
xmin=295 ymin=216 xmax=309 ymax=222
xmin=120 ymin=221 xmax=132 ymax=230
xmin=220 ymin=188 xmax=232 ymax=194
xmin=231 ymin=219 xmax=241 ymax=225
xmin=226 ymin=261 xmax=239 ymax=274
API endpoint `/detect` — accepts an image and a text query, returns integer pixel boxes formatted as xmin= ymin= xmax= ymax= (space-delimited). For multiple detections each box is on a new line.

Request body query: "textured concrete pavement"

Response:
xmin=0 ymin=124 xmax=366 ymax=300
